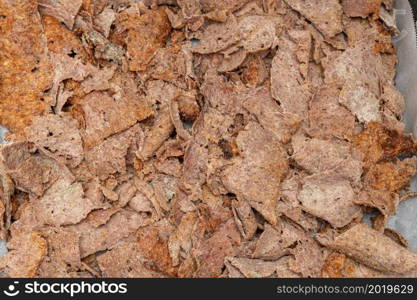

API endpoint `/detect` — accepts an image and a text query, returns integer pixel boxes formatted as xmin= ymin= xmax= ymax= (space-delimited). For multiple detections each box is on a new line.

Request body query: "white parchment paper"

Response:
xmin=0 ymin=0 xmax=417 ymax=258
xmin=387 ymin=0 xmax=417 ymax=251
xmin=0 ymin=126 xmax=5 ymax=257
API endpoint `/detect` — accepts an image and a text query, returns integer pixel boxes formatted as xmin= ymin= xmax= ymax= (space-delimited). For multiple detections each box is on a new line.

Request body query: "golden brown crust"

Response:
xmin=354 ymin=122 xmax=417 ymax=168
xmin=0 ymin=0 xmax=53 ymax=135
xmin=116 ymin=8 xmax=172 ymax=72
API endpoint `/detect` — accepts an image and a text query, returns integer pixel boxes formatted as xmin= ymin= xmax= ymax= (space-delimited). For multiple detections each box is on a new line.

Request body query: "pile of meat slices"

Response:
xmin=1 ymin=0 xmax=417 ymax=278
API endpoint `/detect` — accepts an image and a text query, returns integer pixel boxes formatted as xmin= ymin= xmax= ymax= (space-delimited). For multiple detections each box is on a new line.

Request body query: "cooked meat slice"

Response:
xmin=190 ymin=16 xmax=240 ymax=54
xmin=253 ymin=221 xmax=306 ymax=260
xmin=222 ymin=122 xmax=288 ymax=225
xmin=33 ymin=177 xmax=99 ymax=226
xmin=307 ymin=86 xmax=356 ymax=140
xmin=117 ymin=7 xmax=172 ymax=72
xmin=225 ymin=257 xmax=285 ymax=278
xmin=85 ymin=124 xmax=143 ymax=180
xmin=342 ymin=0 xmax=382 ymax=18
xmin=25 ymin=114 xmax=84 ymax=168
xmin=292 ymin=136 xmax=355 ymax=174
xmin=80 ymin=92 xmax=151 ymax=148
xmin=299 ymin=172 xmax=361 ymax=228
xmin=0 ymin=230 xmax=47 ymax=277
xmin=97 ymin=241 xmax=165 ymax=277
xmin=284 ymin=0 xmax=343 ymax=37
xmin=354 ymin=122 xmax=417 ymax=168
xmin=38 ymin=0 xmax=83 ymax=29
xmin=364 ymin=158 xmax=417 ymax=193
xmin=339 ymin=80 xmax=381 ymax=123
xmin=243 ymin=88 xmax=301 ymax=144
xmin=0 ymin=0 xmax=53 ymax=135
xmin=1 ymin=142 xmax=65 ymax=196
xmin=317 ymin=224 xmax=417 ymax=274
xmin=69 ymin=210 xmax=150 ymax=258
xmin=271 ymin=35 xmax=312 ymax=118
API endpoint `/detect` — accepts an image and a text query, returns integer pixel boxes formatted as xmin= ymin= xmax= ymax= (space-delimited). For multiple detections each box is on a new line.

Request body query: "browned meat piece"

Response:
xmin=324 ymin=41 xmax=387 ymax=95
xmin=339 ymin=80 xmax=381 ymax=123
xmin=69 ymin=210 xmax=150 ymax=258
xmin=0 ymin=142 xmax=64 ymax=196
xmin=240 ymin=55 xmax=268 ymax=87
xmin=356 ymin=189 xmax=399 ymax=217
xmin=117 ymin=8 xmax=172 ymax=72
xmin=38 ymin=228 xmax=82 ymax=277
xmin=222 ymin=122 xmax=289 ymax=225
xmin=354 ymin=122 xmax=417 ymax=169
xmin=0 ymin=230 xmax=47 ymax=277
xmin=85 ymin=124 xmax=143 ymax=180
xmin=271 ymin=35 xmax=312 ymax=118
xmin=42 ymin=15 xmax=92 ymax=64
xmin=342 ymin=0 xmax=382 ymax=18
xmin=292 ymin=136 xmax=359 ymax=174
xmin=253 ymin=221 xmax=306 ymax=260
xmin=0 ymin=0 xmax=53 ymax=136
xmin=317 ymin=224 xmax=417 ymax=275
xmin=38 ymin=0 xmax=83 ymax=29
xmin=298 ymin=172 xmax=361 ymax=228
xmin=192 ymin=218 xmax=241 ymax=277
xmin=243 ymin=88 xmax=301 ymax=144
xmin=137 ymin=107 xmax=174 ymax=161
xmin=97 ymin=241 xmax=165 ymax=277
xmin=354 ymin=157 xmax=417 ymax=216
xmin=200 ymin=0 xmax=251 ymax=13
xmin=238 ymin=15 xmax=277 ymax=53
xmin=225 ymin=257 xmax=296 ymax=278
xmin=32 ymin=177 xmax=100 ymax=227
xmin=80 ymin=92 xmax=152 ymax=148
xmin=364 ymin=158 xmax=417 ymax=193
xmin=307 ymin=86 xmax=356 ymax=140
xmin=231 ymin=199 xmax=257 ymax=241
xmin=322 ymin=252 xmax=386 ymax=278
xmin=288 ymin=238 xmax=329 ymax=277
xmin=25 ymin=114 xmax=84 ymax=168
xmin=191 ymin=16 xmax=240 ymax=54
xmin=284 ymin=0 xmax=343 ymax=38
